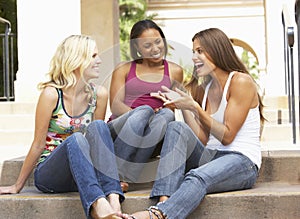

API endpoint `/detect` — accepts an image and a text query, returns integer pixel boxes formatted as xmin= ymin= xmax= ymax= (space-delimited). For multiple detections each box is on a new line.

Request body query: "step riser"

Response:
xmin=263 ymin=109 xmax=296 ymax=124
xmin=0 ymin=115 xmax=34 ymax=129
xmin=0 ymin=132 xmax=33 ymax=146
xmin=2 ymin=151 xmax=300 ymax=187
xmin=261 ymin=124 xmax=293 ymax=141
xmin=0 ymin=102 xmax=36 ymax=114
xmin=1 ymin=186 xmax=300 ymax=219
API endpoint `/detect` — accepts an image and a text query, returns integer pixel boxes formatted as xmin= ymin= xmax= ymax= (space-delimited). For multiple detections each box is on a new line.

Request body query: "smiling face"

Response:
xmin=83 ymin=46 xmax=102 ymax=81
xmin=192 ymin=38 xmax=216 ymax=77
xmin=135 ymin=28 xmax=165 ymax=63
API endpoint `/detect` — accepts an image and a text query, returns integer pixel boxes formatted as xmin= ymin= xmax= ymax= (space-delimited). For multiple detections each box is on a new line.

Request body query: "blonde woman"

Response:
xmin=0 ymin=35 xmax=127 ymax=219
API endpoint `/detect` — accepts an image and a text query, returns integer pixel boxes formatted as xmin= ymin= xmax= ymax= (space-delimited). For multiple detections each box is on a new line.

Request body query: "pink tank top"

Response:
xmin=124 ymin=60 xmax=172 ymax=109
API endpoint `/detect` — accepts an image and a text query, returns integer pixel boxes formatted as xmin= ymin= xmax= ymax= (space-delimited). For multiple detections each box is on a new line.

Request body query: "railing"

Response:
xmin=0 ymin=17 xmax=15 ymax=101
xmin=282 ymin=4 xmax=296 ymax=143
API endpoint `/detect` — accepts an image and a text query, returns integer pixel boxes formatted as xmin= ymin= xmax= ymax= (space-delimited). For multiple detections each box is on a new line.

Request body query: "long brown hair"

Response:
xmin=185 ymin=28 xmax=264 ymax=124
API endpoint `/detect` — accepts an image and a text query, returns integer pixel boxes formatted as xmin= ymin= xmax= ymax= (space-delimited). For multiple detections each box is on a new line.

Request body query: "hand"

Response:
xmin=158 ymin=86 xmax=197 ymax=111
xmin=151 ymin=86 xmax=182 ymax=111
xmin=150 ymin=86 xmax=181 ymax=102
xmin=0 ymin=185 xmax=19 ymax=195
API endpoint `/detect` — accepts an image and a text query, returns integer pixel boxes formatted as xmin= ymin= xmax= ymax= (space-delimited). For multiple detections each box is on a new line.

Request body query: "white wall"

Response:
xmin=148 ymin=0 xmax=299 ymax=97
xmin=15 ymin=0 xmax=81 ymax=102
xmin=14 ymin=0 xmax=299 ymax=101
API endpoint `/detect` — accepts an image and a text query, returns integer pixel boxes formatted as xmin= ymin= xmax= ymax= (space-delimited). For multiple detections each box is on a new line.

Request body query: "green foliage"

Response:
xmin=240 ymin=49 xmax=259 ymax=81
xmin=119 ymin=0 xmax=157 ymax=61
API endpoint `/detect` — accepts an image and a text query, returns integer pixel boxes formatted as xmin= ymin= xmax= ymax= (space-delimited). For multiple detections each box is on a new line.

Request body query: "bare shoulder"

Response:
xmin=230 ymin=72 xmax=258 ymax=102
xmin=232 ymin=72 xmax=256 ymax=87
xmin=113 ymin=61 xmax=132 ymax=74
xmin=167 ymin=60 xmax=184 ymax=73
xmin=40 ymin=86 xmax=58 ymax=101
xmin=37 ymin=86 xmax=58 ymax=111
xmin=167 ymin=60 xmax=184 ymax=83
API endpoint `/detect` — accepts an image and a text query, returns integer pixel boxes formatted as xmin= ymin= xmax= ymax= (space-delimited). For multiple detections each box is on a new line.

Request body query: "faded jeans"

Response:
xmin=151 ymin=121 xmax=259 ymax=219
xmin=108 ymin=105 xmax=175 ymax=183
xmin=34 ymin=120 xmax=124 ymax=218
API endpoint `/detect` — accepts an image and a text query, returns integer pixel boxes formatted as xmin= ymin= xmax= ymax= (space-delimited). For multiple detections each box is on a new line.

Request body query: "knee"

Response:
xmin=156 ymin=108 xmax=175 ymax=122
xmin=134 ymin=105 xmax=154 ymax=115
xmin=87 ymin=120 xmax=107 ymax=132
xmin=70 ymin=132 xmax=85 ymax=140
xmin=68 ymin=132 xmax=87 ymax=148
xmin=185 ymin=169 xmax=208 ymax=189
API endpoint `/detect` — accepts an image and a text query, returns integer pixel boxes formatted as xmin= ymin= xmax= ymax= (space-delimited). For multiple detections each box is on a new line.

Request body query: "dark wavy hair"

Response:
xmin=129 ymin=19 xmax=168 ymax=63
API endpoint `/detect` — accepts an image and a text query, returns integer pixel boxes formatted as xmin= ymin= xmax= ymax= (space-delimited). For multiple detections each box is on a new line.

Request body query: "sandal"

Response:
xmin=129 ymin=206 xmax=165 ymax=219
xmin=120 ymin=181 xmax=129 ymax=193
xmin=147 ymin=206 xmax=165 ymax=219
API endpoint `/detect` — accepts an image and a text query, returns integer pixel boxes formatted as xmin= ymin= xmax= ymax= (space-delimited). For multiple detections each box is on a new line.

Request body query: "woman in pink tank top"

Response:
xmin=108 ymin=20 xmax=183 ymax=189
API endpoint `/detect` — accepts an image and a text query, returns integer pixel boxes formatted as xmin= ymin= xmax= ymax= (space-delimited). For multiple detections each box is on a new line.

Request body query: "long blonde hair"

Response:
xmin=38 ymin=35 xmax=97 ymax=92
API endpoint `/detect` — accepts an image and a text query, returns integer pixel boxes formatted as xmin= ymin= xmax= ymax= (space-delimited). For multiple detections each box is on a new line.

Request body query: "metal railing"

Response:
xmin=0 ymin=17 xmax=15 ymax=101
xmin=282 ymin=4 xmax=296 ymax=143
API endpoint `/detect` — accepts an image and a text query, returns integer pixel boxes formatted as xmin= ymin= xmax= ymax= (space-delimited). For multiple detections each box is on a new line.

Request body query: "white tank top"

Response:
xmin=202 ymin=72 xmax=261 ymax=168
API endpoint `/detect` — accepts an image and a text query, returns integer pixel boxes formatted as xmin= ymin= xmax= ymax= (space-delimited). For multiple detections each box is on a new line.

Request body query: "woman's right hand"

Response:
xmin=0 ymin=184 xmax=19 ymax=195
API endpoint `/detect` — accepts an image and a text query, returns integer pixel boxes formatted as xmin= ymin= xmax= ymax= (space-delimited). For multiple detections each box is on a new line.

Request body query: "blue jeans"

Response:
xmin=108 ymin=105 xmax=175 ymax=183
xmin=151 ymin=121 xmax=259 ymax=219
xmin=34 ymin=120 xmax=124 ymax=219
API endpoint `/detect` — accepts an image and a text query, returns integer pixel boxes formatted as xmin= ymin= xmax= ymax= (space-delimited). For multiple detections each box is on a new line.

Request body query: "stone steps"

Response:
xmin=1 ymin=98 xmax=300 ymax=218
xmin=1 ymin=151 xmax=300 ymax=218
xmin=0 ymin=182 xmax=300 ymax=219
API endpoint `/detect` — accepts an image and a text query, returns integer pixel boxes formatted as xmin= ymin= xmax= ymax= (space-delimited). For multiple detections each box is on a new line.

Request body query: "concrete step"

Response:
xmin=0 ymin=102 xmax=36 ymax=114
xmin=0 ymin=182 xmax=300 ymax=218
xmin=263 ymin=108 xmax=295 ymax=124
xmin=1 ymin=150 xmax=300 ymax=187
xmin=0 ymin=130 xmax=33 ymax=146
xmin=261 ymin=123 xmax=294 ymax=142
xmin=262 ymin=95 xmax=291 ymax=109
xmin=0 ymin=114 xmax=34 ymax=130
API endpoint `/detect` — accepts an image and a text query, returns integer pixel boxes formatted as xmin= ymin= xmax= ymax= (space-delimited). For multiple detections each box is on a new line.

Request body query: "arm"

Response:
xmin=192 ymin=73 xmax=258 ymax=145
xmin=181 ymin=109 xmax=209 ymax=144
xmin=152 ymin=86 xmax=209 ymax=143
xmin=93 ymin=85 xmax=108 ymax=120
xmin=109 ymin=62 xmax=132 ymax=116
xmin=0 ymin=87 xmax=57 ymax=194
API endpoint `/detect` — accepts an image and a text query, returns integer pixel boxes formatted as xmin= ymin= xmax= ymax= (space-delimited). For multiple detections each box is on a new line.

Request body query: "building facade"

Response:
xmin=13 ymin=0 xmax=297 ymax=102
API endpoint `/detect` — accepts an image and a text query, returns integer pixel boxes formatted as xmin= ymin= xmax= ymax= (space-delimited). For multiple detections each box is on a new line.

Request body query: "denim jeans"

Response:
xmin=34 ymin=120 xmax=124 ymax=219
xmin=108 ymin=105 xmax=175 ymax=183
xmin=151 ymin=121 xmax=259 ymax=219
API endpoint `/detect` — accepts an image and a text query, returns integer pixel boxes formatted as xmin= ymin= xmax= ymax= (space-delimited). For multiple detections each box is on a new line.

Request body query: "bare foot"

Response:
xmin=107 ymin=193 xmax=122 ymax=214
xmin=131 ymin=211 xmax=150 ymax=219
xmin=91 ymin=197 xmax=121 ymax=219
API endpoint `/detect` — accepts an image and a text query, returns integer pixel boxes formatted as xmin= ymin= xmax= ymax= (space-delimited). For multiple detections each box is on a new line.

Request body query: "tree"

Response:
xmin=119 ymin=0 xmax=157 ymax=61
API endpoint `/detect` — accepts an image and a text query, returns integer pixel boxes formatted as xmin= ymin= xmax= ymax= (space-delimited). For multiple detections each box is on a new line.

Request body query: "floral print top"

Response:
xmin=38 ymin=84 xmax=97 ymax=164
